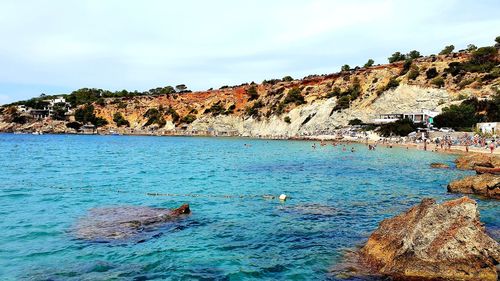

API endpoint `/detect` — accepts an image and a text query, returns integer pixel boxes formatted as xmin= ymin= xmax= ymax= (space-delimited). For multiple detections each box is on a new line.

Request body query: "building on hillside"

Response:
xmin=80 ymin=124 xmax=96 ymax=134
xmin=476 ymin=122 xmax=500 ymax=135
xmin=16 ymin=105 xmax=28 ymax=113
xmin=372 ymin=109 xmax=439 ymax=125
xmin=30 ymin=109 xmax=50 ymax=119
xmin=373 ymin=114 xmax=403 ymax=124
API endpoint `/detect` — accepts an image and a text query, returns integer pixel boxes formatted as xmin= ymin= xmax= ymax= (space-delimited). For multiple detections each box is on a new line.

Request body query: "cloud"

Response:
xmin=0 ymin=0 xmax=499 ymax=103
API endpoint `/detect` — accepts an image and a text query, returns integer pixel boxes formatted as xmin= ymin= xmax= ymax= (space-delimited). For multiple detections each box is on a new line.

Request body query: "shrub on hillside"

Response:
xmin=425 ymin=68 xmax=438 ymax=79
xmin=388 ymin=52 xmax=406 ymax=63
xmin=113 ymin=112 xmax=130 ymax=127
xmin=377 ymin=118 xmax=418 ymax=137
xmin=431 ymin=77 xmax=445 ymax=88
xmin=283 ymin=88 xmax=305 ymax=105
xmin=246 ymin=86 xmax=259 ymax=101
xmin=348 ymin=118 xmax=363 ymax=125
xmin=439 ymin=45 xmax=455 ymax=55
xmin=364 ymin=59 xmax=374 ymax=68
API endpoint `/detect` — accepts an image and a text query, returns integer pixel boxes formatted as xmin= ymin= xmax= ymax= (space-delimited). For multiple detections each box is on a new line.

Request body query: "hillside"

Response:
xmin=1 ymin=46 xmax=499 ymax=138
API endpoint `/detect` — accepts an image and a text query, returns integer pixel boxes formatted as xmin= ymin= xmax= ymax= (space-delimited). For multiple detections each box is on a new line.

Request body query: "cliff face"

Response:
xmin=2 ymin=51 xmax=499 ymax=137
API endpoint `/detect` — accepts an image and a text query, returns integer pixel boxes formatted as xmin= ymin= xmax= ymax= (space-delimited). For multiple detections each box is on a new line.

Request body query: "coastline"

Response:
xmin=4 ymin=130 xmax=499 ymax=155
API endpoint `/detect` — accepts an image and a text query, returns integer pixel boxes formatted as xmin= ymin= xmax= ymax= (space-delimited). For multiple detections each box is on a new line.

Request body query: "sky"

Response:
xmin=0 ymin=0 xmax=499 ymax=104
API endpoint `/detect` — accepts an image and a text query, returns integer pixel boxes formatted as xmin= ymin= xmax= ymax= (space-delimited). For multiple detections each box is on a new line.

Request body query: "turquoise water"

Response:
xmin=0 ymin=134 xmax=498 ymax=280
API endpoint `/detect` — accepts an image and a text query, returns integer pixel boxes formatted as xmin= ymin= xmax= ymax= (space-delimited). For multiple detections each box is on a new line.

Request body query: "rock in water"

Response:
xmin=448 ymin=174 xmax=500 ymax=199
xmin=430 ymin=162 xmax=449 ymax=169
xmin=359 ymin=197 xmax=500 ymax=281
xmin=74 ymin=204 xmax=190 ymax=241
xmin=455 ymin=154 xmax=500 ymax=170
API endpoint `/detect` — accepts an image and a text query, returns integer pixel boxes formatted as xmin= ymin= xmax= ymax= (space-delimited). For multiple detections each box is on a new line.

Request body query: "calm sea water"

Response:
xmin=0 ymin=134 xmax=498 ymax=280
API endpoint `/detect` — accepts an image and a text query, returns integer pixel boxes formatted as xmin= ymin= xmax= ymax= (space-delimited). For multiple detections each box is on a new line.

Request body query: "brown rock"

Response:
xmin=359 ymin=197 xmax=500 ymax=281
xmin=448 ymin=174 xmax=500 ymax=199
xmin=74 ymin=204 xmax=191 ymax=241
xmin=430 ymin=162 xmax=449 ymax=169
xmin=455 ymin=153 xmax=500 ymax=170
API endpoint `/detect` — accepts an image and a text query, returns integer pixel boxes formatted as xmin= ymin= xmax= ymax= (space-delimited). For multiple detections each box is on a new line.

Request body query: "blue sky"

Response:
xmin=0 ymin=0 xmax=499 ymax=104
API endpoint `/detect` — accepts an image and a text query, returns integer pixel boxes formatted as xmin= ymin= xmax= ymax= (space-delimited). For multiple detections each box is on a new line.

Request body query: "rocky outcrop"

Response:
xmin=3 ymin=51 xmax=499 ymax=137
xmin=430 ymin=162 xmax=449 ymax=169
xmin=74 ymin=204 xmax=190 ymax=241
xmin=359 ymin=197 xmax=500 ymax=281
xmin=455 ymin=154 xmax=500 ymax=170
xmin=448 ymin=174 xmax=500 ymax=199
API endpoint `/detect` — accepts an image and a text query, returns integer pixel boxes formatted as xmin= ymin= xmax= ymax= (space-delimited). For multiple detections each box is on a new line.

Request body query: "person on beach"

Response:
xmin=490 ymin=141 xmax=495 ymax=154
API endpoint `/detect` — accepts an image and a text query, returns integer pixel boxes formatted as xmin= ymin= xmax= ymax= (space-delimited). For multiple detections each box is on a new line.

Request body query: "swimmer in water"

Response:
xmin=351 ymin=147 xmax=355 ymax=152
xmin=342 ymin=145 xmax=346 ymax=151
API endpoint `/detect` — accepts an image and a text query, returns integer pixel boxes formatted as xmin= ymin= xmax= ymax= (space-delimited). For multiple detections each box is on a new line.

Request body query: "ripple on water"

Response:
xmin=0 ymin=134 xmax=497 ymax=280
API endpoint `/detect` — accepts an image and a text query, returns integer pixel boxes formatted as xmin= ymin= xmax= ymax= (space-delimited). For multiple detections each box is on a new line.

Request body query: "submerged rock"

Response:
xmin=359 ymin=197 xmax=500 ymax=281
xmin=455 ymin=154 xmax=500 ymax=170
xmin=430 ymin=162 xmax=449 ymax=169
xmin=280 ymin=203 xmax=338 ymax=216
xmin=74 ymin=204 xmax=190 ymax=241
xmin=448 ymin=174 xmax=500 ymax=199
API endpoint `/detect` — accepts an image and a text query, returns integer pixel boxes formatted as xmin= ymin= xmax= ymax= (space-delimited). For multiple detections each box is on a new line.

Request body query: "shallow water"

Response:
xmin=0 ymin=134 xmax=497 ymax=280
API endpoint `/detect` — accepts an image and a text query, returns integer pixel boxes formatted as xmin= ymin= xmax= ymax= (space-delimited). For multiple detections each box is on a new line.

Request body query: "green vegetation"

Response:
xmin=383 ymin=77 xmax=400 ymax=91
xmin=348 ymin=118 xmax=363 ymax=125
xmin=51 ymin=102 xmax=68 ymax=120
xmin=388 ymin=52 xmax=406 ymax=63
xmin=363 ymin=59 xmax=374 ymax=68
xmin=245 ymin=100 xmax=264 ymax=117
xmin=330 ymin=78 xmax=362 ymax=112
xmin=284 ymin=116 xmax=291 ymax=123
xmin=407 ymin=65 xmax=420 ymax=80
xmin=333 ymin=96 xmax=351 ymax=111
xmin=378 ymin=118 xmax=418 ymax=137
xmin=433 ymin=103 xmax=476 ymax=130
xmin=225 ymin=104 xmax=236 ymax=114
xmin=247 ymin=86 xmax=259 ymax=101
xmin=175 ymin=84 xmax=188 ymax=92
xmin=181 ymin=114 xmax=197 ymax=124
xmin=439 ymin=45 xmax=455 ymax=55
xmin=407 ymin=50 xmax=421 ymax=60
xmin=433 ymin=94 xmax=500 ymax=130
xmin=282 ymin=76 xmax=293 ymax=82
xmin=65 ymin=121 xmax=82 ymax=131
xmin=467 ymin=44 xmax=477 ymax=51
xmin=425 ymin=67 xmax=438 ymax=79
xmin=113 ymin=112 xmax=130 ymax=127
xmin=431 ymin=76 xmax=445 ymax=88
xmin=283 ymin=88 xmax=305 ymax=105
xmin=341 ymin=64 xmax=350 ymax=72
xmin=143 ymin=108 xmax=166 ymax=127
xmin=74 ymin=104 xmax=108 ymax=127
xmin=444 ymin=47 xmax=499 ymax=78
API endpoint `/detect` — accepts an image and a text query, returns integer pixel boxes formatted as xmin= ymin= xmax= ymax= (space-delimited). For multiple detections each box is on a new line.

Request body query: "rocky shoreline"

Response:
xmin=357 ymin=197 xmax=499 ymax=280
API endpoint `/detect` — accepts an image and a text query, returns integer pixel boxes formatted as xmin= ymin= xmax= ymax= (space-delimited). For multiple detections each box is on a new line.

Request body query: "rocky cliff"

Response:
xmin=2 ymin=50 xmax=499 ymax=137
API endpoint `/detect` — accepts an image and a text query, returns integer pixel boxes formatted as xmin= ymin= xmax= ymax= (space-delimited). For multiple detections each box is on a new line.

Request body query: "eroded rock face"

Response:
xmin=455 ymin=154 xmax=500 ymax=170
xmin=74 ymin=204 xmax=190 ymax=241
xmin=448 ymin=174 xmax=500 ymax=199
xmin=359 ymin=197 xmax=500 ymax=281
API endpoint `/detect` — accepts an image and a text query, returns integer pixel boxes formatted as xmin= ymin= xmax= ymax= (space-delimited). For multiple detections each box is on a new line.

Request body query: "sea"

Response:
xmin=0 ymin=134 xmax=498 ymax=280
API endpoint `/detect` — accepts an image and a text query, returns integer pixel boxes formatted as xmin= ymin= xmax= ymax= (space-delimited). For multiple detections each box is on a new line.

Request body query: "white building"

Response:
xmin=373 ymin=110 xmax=439 ymax=125
xmin=476 ymin=122 xmax=500 ymax=135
